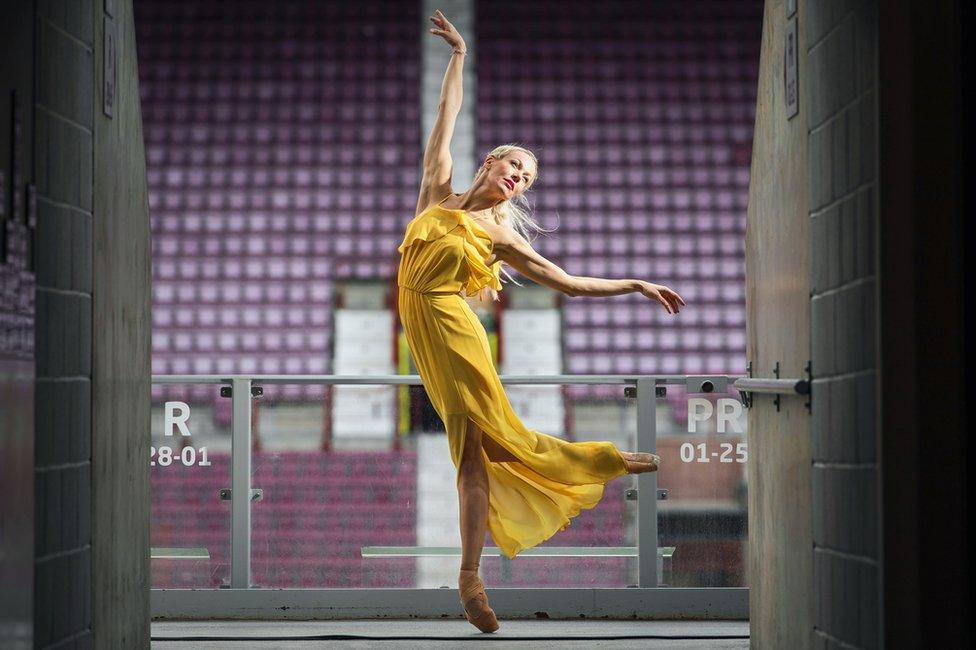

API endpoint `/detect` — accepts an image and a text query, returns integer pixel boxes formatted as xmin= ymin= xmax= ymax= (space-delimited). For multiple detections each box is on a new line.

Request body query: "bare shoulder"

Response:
xmin=494 ymin=222 xmax=527 ymax=247
xmin=413 ymin=187 xmax=453 ymax=217
xmin=477 ymin=220 xmax=526 ymax=255
xmin=414 ymin=185 xmax=454 ymax=218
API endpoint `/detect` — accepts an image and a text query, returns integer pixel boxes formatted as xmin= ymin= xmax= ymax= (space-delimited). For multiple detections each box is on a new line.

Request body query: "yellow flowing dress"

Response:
xmin=396 ymin=194 xmax=629 ymax=559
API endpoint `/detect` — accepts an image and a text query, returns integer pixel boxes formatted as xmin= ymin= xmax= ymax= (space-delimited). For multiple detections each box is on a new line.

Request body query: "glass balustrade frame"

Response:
xmin=149 ymin=373 xmax=748 ymax=620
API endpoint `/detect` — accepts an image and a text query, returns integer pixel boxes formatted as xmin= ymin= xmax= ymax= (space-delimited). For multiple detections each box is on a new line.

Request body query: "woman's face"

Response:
xmin=486 ymin=151 xmax=537 ymax=199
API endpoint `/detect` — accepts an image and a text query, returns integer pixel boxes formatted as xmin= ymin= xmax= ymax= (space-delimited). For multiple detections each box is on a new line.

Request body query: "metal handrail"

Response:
xmin=150 ymin=373 xmax=743 ymax=386
xmin=360 ymin=545 xmax=676 ymax=558
xmin=734 ymin=361 xmax=812 ymax=412
xmin=732 ymin=377 xmax=810 ymax=395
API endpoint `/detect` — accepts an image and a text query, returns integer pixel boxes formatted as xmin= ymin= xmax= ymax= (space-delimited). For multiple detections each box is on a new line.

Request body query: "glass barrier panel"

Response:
xmin=150 ymin=382 xmax=231 ymax=588
xmin=657 ymin=387 xmax=748 ymax=587
xmin=250 ymin=382 xmax=415 ymax=588
xmin=247 ymin=382 xmax=645 ymax=588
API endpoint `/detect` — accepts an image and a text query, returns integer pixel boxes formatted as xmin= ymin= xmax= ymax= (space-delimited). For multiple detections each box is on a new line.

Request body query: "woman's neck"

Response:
xmin=455 ymin=184 xmax=500 ymax=221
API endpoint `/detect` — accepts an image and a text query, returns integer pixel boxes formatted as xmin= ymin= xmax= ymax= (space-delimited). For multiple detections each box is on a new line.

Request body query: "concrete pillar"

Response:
xmin=92 ymin=0 xmax=152 ymax=646
xmin=744 ymin=0 xmax=813 ymax=646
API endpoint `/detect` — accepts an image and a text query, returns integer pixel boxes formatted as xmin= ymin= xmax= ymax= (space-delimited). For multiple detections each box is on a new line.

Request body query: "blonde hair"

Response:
xmin=474 ymin=144 xmax=555 ymax=302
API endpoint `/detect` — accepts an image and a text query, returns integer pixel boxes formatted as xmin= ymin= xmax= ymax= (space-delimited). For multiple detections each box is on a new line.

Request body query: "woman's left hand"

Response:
xmin=637 ymin=280 xmax=686 ymax=314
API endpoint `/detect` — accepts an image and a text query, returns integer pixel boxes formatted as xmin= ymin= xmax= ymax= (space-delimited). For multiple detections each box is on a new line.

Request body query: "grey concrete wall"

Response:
xmin=805 ymin=0 xmax=880 ymax=648
xmin=91 ymin=0 xmax=152 ymax=647
xmin=744 ymin=1 xmax=812 ymax=647
xmin=877 ymin=0 xmax=967 ymax=645
xmin=32 ymin=0 xmax=96 ymax=647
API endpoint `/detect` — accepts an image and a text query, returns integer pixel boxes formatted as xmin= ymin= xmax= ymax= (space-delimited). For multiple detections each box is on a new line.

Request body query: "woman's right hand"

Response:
xmin=428 ymin=9 xmax=466 ymax=52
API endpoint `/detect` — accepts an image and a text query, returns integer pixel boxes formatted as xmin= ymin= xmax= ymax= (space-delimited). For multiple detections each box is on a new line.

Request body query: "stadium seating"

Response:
xmin=139 ymin=0 xmax=760 ymax=588
xmin=141 ymin=0 xmax=757 ymax=403
xmin=476 ymin=0 xmax=759 ymax=399
xmin=138 ymin=0 xmax=420 ymax=403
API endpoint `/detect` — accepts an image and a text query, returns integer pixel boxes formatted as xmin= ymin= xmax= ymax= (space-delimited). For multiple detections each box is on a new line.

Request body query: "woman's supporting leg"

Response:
xmin=481 ymin=430 xmax=521 ymax=463
xmin=456 ymin=418 xmax=500 ymax=632
xmin=458 ymin=419 xmax=488 ymax=570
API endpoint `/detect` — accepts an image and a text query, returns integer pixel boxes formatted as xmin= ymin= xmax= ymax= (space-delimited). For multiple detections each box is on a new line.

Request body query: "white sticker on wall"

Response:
xmin=784 ymin=15 xmax=799 ymax=119
xmin=103 ymin=16 xmax=116 ymax=118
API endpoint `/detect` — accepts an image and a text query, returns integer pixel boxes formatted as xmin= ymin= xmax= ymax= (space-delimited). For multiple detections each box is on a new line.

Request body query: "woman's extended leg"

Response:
xmin=620 ymin=450 xmax=660 ymax=473
xmin=457 ymin=418 xmax=500 ymax=632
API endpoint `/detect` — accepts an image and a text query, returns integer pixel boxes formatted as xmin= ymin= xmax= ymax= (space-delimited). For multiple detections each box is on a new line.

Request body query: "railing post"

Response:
xmin=636 ymin=376 xmax=658 ymax=588
xmin=230 ymin=377 xmax=252 ymax=589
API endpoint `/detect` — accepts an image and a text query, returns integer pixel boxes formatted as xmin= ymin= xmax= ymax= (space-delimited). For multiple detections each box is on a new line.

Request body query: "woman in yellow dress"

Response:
xmin=398 ymin=10 xmax=687 ymax=633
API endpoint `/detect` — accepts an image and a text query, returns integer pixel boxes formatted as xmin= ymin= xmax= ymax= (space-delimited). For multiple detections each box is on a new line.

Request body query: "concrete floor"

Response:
xmin=152 ymin=620 xmax=750 ymax=649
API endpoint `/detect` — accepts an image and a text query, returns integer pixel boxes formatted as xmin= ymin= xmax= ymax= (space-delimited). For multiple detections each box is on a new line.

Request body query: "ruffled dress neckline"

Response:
xmin=397 ymin=194 xmax=503 ymax=298
xmin=433 ymin=193 xmax=499 ymax=242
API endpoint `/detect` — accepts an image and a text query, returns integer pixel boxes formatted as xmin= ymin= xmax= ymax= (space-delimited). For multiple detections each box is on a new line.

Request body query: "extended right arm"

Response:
xmin=416 ymin=53 xmax=465 ymax=210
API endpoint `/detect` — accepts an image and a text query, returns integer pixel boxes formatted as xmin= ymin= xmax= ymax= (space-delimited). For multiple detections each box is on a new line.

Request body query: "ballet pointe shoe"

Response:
xmin=623 ymin=451 xmax=660 ymax=474
xmin=459 ymin=568 xmax=500 ymax=633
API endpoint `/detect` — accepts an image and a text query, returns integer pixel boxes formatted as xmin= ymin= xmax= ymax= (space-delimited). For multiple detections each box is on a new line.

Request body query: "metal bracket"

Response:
xmin=219 ymin=488 xmax=263 ymax=502
xmin=738 ymin=361 xmax=754 ymax=408
xmin=773 ymin=361 xmax=781 ymax=412
xmin=624 ymin=488 xmax=668 ymax=501
xmin=684 ymin=376 xmax=728 ymax=394
xmin=623 ymin=386 xmax=667 ymax=399
xmin=220 ymin=385 xmax=263 ymax=398
xmin=804 ymin=360 xmax=812 ymax=412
